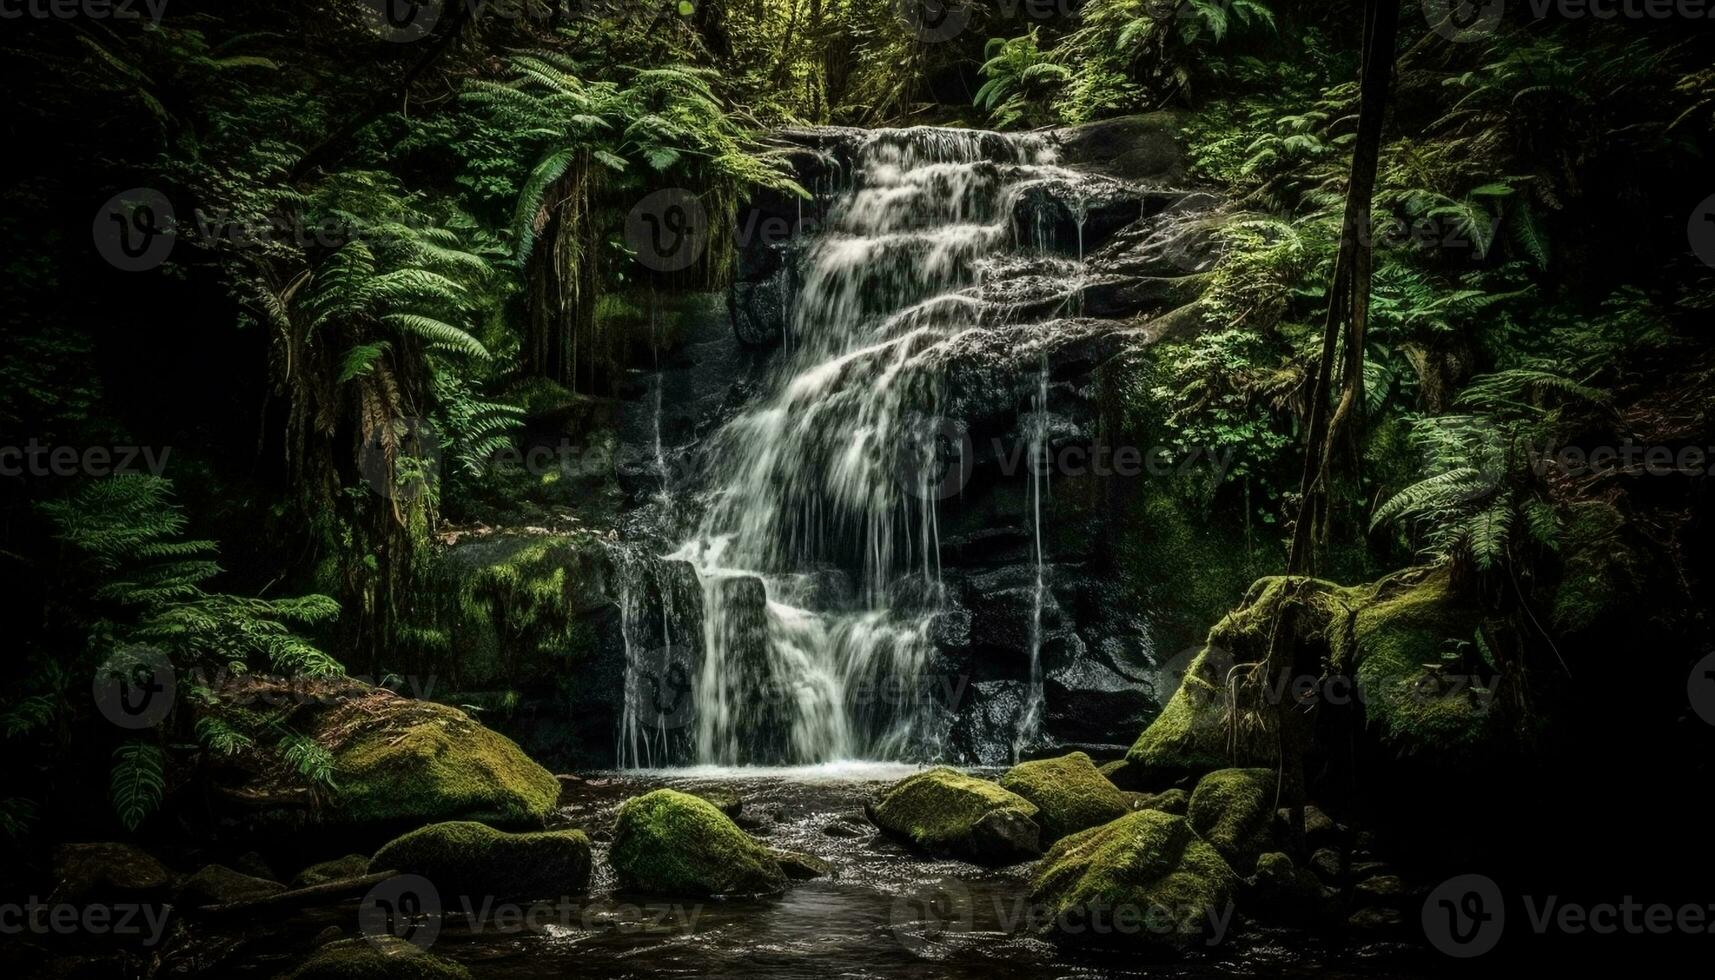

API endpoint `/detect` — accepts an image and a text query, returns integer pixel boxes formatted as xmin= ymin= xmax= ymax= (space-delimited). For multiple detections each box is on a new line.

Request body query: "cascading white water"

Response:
xmin=674 ymin=128 xmax=1086 ymax=765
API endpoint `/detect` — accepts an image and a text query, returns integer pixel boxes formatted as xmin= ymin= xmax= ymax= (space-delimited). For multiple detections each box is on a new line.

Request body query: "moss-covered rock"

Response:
xmin=768 ymin=848 xmax=831 ymax=880
xmin=291 ymin=854 xmax=372 ymax=889
xmin=867 ymin=767 xmax=1042 ymax=864
xmin=1028 ymin=809 xmax=1237 ymax=948
xmin=283 ymin=937 xmax=471 ymax=980
xmin=1186 ymin=768 xmax=1276 ymax=875
xmin=609 ymin=789 xmax=787 ymax=897
xmin=1248 ymin=851 xmax=1332 ymax=926
xmin=48 ymin=842 xmax=177 ymax=905
xmin=999 ymin=753 xmax=1129 ymax=843
xmin=176 ymin=864 xmax=286 ymax=906
xmin=1128 ymin=788 xmax=1189 ymax=816
xmin=370 ymin=821 xmax=591 ymax=899
xmin=315 ymin=691 xmax=561 ymax=827
xmin=1347 ymin=571 xmax=1498 ymax=759
xmin=1127 ymin=577 xmax=1358 ymax=776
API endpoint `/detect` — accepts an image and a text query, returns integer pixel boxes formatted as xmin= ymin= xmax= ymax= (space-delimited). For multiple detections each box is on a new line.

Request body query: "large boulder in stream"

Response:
xmin=999 ymin=752 xmax=1130 ymax=844
xmin=866 ymin=767 xmax=1042 ymax=864
xmin=609 ymin=789 xmax=789 ymax=897
xmin=1028 ymin=809 xmax=1238 ymax=950
xmin=283 ymin=937 xmax=471 ymax=980
xmin=1186 ymin=768 xmax=1278 ymax=875
xmin=370 ymin=821 xmax=592 ymax=899
xmin=317 ymin=689 xmax=563 ymax=828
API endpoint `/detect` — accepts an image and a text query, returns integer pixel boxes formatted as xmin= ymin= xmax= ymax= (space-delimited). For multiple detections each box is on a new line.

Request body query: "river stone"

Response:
xmin=291 ymin=854 xmax=371 ymax=889
xmin=999 ymin=752 xmax=1129 ymax=843
xmin=866 ymin=767 xmax=1041 ymax=864
xmin=1028 ymin=809 xmax=1237 ymax=949
xmin=1186 ymin=768 xmax=1278 ymax=875
xmin=1128 ymin=788 xmax=1189 ymax=816
xmin=610 ymin=789 xmax=788 ymax=897
xmin=370 ymin=821 xmax=591 ymax=899
xmin=305 ymin=684 xmax=561 ymax=828
xmin=176 ymin=864 xmax=286 ymax=906
xmin=48 ymin=842 xmax=177 ymax=905
xmin=769 ymin=848 xmax=832 ymax=880
xmin=283 ymin=937 xmax=471 ymax=980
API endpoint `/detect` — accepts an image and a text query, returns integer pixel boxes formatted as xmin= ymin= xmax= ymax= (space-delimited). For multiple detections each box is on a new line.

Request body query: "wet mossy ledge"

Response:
xmin=999 ymin=752 xmax=1130 ymax=843
xmin=866 ymin=767 xmax=1042 ymax=864
xmin=609 ymin=789 xmax=789 ymax=897
xmin=370 ymin=821 xmax=592 ymax=899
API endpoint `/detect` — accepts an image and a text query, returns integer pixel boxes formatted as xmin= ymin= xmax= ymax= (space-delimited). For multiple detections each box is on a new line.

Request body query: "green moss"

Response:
xmin=999 ymin=753 xmax=1129 ymax=843
xmin=867 ymin=767 xmax=1042 ymax=863
xmin=1128 ymin=576 xmax=1371 ymax=776
xmin=1029 ymin=809 xmax=1237 ymax=948
xmin=291 ymin=854 xmax=371 ymax=889
xmin=1185 ymin=768 xmax=1276 ymax=874
xmin=1551 ymin=500 xmax=1643 ymax=634
xmin=1350 ymin=570 xmax=1496 ymax=758
xmin=283 ymin=937 xmax=472 ymax=980
xmin=176 ymin=864 xmax=284 ymax=907
xmin=370 ymin=820 xmax=590 ymax=899
xmin=324 ymin=697 xmax=561 ymax=827
xmin=609 ymin=789 xmax=787 ymax=897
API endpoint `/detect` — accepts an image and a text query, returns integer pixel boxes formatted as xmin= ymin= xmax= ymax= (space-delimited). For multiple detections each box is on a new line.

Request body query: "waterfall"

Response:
xmin=671 ymin=127 xmax=1083 ymax=765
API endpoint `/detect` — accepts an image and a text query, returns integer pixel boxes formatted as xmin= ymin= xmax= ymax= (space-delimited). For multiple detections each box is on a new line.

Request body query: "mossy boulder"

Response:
xmin=291 ymin=854 xmax=372 ymax=889
xmin=283 ymin=937 xmax=471 ymax=980
xmin=1186 ymin=768 xmax=1276 ymax=874
xmin=867 ymin=767 xmax=1042 ymax=864
xmin=176 ymin=864 xmax=286 ymax=906
xmin=768 ymin=848 xmax=832 ymax=880
xmin=1127 ymin=577 xmax=1358 ymax=778
xmin=314 ymin=689 xmax=561 ymax=827
xmin=609 ymin=789 xmax=787 ymax=897
xmin=1028 ymin=809 xmax=1237 ymax=949
xmin=1129 ymin=788 xmax=1189 ymax=816
xmin=1347 ymin=571 xmax=1498 ymax=759
xmin=48 ymin=842 xmax=177 ymax=905
xmin=999 ymin=753 xmax=1129 ymax=843
xmin=370 ymin=821 xmax=591 ymax=899
xmin=1248 ymin=851 xmax=1332 ymax=926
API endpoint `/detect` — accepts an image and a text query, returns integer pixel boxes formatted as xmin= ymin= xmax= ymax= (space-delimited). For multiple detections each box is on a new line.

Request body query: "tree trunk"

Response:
xmin=1271 ymin=0 xmax=1401 ymax=851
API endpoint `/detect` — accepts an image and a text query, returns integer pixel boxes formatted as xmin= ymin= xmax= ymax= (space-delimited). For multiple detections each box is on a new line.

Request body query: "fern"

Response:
xmin=110 ymin=742 xmax=166 ymax=831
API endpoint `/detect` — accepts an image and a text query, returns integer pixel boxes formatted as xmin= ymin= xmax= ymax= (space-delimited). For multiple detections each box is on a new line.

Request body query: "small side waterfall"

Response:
xmin=1015 ymin=356 xmax=1051 ymax=760
xmin=656 ymin=127 xmax=1097 ymax=766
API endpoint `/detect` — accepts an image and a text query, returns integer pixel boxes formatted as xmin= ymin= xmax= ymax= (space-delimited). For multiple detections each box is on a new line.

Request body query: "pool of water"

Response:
xmin=242 ymin=767 xmax=1438 ymax=979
